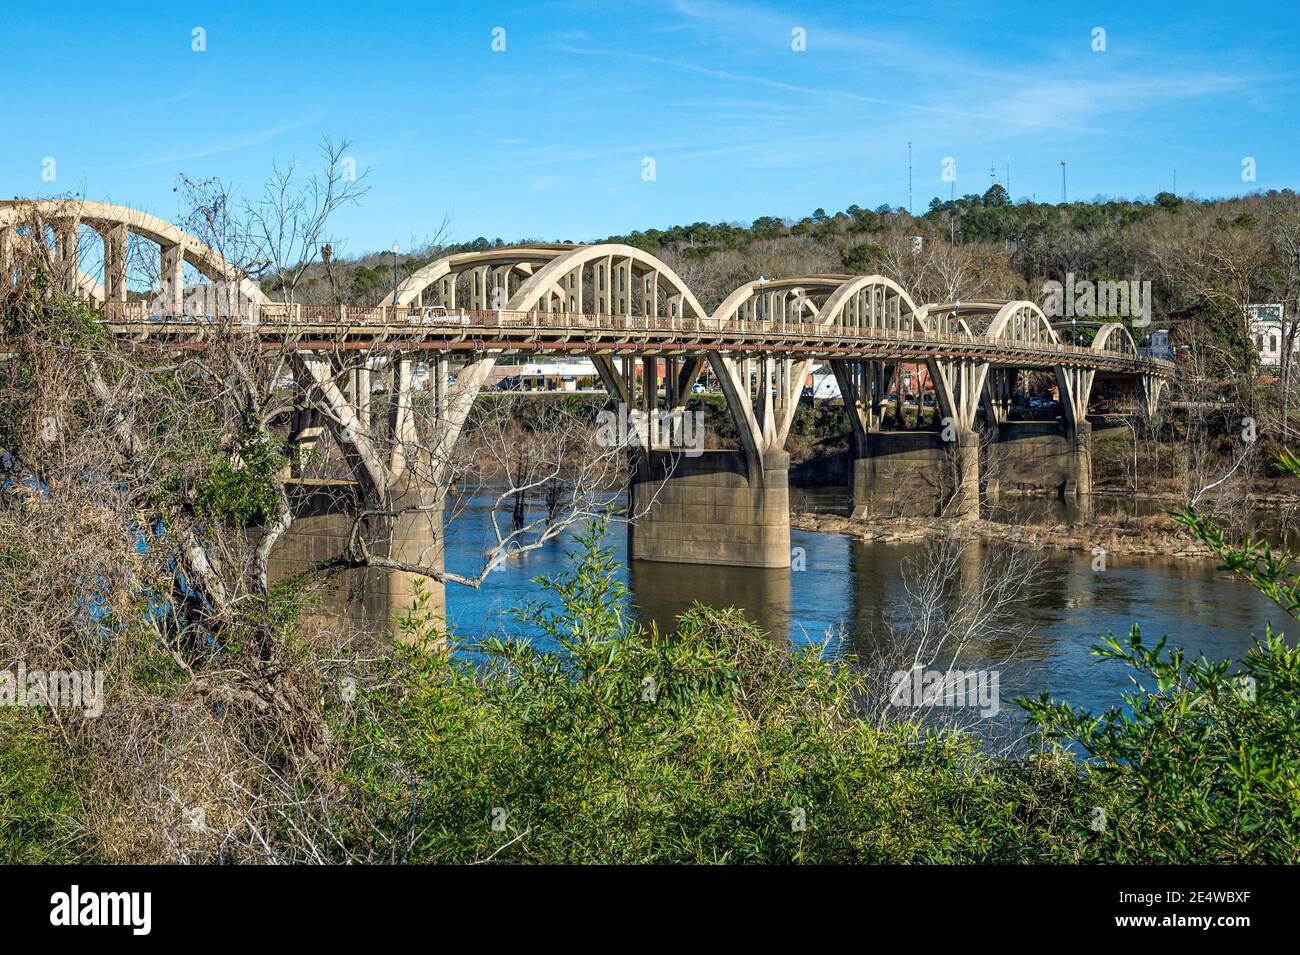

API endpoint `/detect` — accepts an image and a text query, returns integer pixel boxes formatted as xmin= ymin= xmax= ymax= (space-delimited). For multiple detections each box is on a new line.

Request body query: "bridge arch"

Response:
xmin=711 ymin=275 xmax=850 ymax=324
xmin=0 ymin=199 xmax=267 ymax=307
xmin=394 ymin=242 xmax=709 ymax=320
xmin=816 ymin=275 xmax=930 ymax=336
xmin=392 ymin=245 xmax=575 ymax=309
xmin=1092 ymin=322 xmax=1139 ymax=356
xmin=505 ymin=243 xmax=709 ymax=319
xmin=984 ymin=301 xmax=1060 ymax=346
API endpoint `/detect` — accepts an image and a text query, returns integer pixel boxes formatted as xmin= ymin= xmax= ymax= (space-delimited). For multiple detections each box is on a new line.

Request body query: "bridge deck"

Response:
xmin=101 ymin=304 xmax=1174 ymax=377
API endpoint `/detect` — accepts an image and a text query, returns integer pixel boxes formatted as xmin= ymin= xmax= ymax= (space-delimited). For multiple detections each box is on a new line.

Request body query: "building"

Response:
xmin=486 ymin=359 xmax=603 ymax=391
xmin=1139 ymin=328 xmax=1173 ymax=360
xmin=1249 ymin=303 xmax=1289 ymax=366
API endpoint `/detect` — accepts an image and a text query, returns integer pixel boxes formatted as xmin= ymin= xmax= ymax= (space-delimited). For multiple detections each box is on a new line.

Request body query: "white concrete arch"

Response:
xmin=917 ymin=303 xmax=979 ymax=337
xmin=984 ymin=301 xmax=1060 ymax=346
xmin=505 ymin=243 xmax=709 ymax=319
xmin=816 ymin=275 xmax=930 ymax=336
xmin=0 ymin=199 xmax=268 ymax=306
xmin=392 ymin=245 xmax=576 ymax=308
xmin=1092 ymin=322 xmax=1139 ymax=356
xmin=711 ymin=275 xmax=851 ymax=324
xmin=921 ymin=302 xmax=1000 ymax=337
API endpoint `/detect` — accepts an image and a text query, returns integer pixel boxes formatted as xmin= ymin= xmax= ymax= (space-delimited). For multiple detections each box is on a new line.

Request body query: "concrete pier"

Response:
xmin=850 ymin=429 xmax=981 ymax=520
xmin=627 ymin=449 xmax=791 ymax=568
xmin=853 ymin=419 xmax=1094 ymax=518
xmin=267 ymin=480 xmax=445 ymax=631
xmin=984 ymin=420 xmax=1092 ymax=499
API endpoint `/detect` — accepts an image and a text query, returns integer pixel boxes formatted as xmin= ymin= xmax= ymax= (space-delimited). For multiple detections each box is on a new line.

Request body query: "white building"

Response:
xmin=1250 ymin=303 xmax=1288 ymax=366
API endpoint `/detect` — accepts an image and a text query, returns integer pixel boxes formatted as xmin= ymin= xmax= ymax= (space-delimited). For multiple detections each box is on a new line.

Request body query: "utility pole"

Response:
xmin=391 ymin=242 xmax=400 ymax=306
xmin=1007 ymin=158 xmax=1012 ymax=200
xmin=1060 ymin=161 xmax=1068 ymax=204
xmin=1173 ymin=167 xmax=1178 ymax=196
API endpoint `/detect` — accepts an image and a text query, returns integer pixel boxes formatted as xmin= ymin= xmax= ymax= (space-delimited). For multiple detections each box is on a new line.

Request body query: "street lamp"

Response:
xmin=757 ymin=275 xmax=766 ymax=322
xmin=391 ymin=242 xmax=400 ymax=307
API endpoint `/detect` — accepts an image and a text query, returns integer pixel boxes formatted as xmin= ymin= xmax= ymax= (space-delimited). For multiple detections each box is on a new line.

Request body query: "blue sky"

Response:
xmin=3 ymin=0 xmax=1296 ymax=255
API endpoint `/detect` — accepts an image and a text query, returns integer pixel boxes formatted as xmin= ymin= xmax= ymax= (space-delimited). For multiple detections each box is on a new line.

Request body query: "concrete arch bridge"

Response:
xmin=2 ymin=201 xmax=1173 ymax=624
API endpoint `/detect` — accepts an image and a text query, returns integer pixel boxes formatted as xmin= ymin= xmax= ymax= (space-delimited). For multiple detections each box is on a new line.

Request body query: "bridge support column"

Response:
xmin=1065 ymin=420 xmax=1092 ymax=498
xmin=1055 ymin=364 xmax=1095 ymax=500
xmin=984 ymin=420 xmax=1092 ymax=499
xmin=947 ymin=427 xmax=982 ymax=520
xmin=927 ymin=356 xmax=989 ymax=522
xmin=268 ymin=349 xmax=494 ymax=636
xmin=627 ymin=449 xmax=790 ymax=568
xmin=269 ymin=481 xmax=445 ymax=634
xmin=832 ymin=359 xmax=894 ymax=519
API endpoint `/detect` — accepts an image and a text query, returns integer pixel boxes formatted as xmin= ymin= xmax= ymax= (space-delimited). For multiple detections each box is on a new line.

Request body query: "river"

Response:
xmin=437 ymin=486 xmax=1286 ymax=729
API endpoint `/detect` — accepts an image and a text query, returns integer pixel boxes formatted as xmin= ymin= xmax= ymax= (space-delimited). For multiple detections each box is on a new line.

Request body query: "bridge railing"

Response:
xmin=99 ymin=301 xmax=1171 ymax=369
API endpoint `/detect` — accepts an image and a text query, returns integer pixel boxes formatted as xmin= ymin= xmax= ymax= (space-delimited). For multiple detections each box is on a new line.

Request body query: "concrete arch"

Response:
xmin=0 ymin=199 xmax=268 ymax=306
xmin=1092 ymin=322 xmax=1139 ymax=356
xmin=984 ymin=301 xmax=1060 ymax=346
xmin=816 ymin=275 xmax=931 ymax=336
xmin=506 ymin=243 xmax=709 ymax=319
xmin=917 ymin=303 xmax=980 ymax=337
xmin=711 ymin=275 xmax=851 ymax=324
xmin=1141 ymin=376 xmax=1169 ymax=416
xmin=392 ymin=245 xmax=576 ymax=308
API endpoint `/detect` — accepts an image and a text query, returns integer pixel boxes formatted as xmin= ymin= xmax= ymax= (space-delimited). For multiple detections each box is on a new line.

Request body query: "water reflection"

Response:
xmin=442 ymin=488 xmax=1287 ymax=719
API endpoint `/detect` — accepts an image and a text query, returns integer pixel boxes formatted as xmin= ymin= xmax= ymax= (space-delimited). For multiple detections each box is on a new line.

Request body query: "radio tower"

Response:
xmin=907 ymin=142 xmax=913 ymax=215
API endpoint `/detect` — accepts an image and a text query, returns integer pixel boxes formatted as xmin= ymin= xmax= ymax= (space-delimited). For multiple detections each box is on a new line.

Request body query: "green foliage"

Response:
xmin=191 ymin=427 xmax=285 ymax=527
xmin=0 ymin=711 xmax=88 ymax=863
xmin=1016 ymin=445 xmax=1300 ymax=863
xmin=327 ymin=521 xmax=1099 ymax=863
xmin=1020 ymin=626 xmax=1300 ymax=862
xmin=320 ymin=494 xmax=1300 ymax=863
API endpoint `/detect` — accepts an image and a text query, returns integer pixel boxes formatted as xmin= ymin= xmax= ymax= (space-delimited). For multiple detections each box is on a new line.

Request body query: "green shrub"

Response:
xmin=327 ymin=522 xmax=1098 ymax=863
xmin=1021 ymin=626 xmax=1300 ymax=863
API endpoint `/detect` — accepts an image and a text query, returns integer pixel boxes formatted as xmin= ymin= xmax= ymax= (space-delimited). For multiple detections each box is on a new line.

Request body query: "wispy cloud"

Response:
xmin=125 ymin=116 xmax=321 ymax=169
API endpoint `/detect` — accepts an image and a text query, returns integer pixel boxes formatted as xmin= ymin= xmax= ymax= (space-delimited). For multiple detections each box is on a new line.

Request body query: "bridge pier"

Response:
xmin=267 ymin=481 xmax=446 ymax=632
xmin=851 ymin=430 xmax=940 ymax=518
xmin=983 ymin=419 xmax=1092 ymax=499
xmin=627 ymin=448 xmax=791 ymax=569
xmin=947 ymin=427 xmax=982 ymax=519
xmin=1066 ymin=420 xmax=1092 ymax=498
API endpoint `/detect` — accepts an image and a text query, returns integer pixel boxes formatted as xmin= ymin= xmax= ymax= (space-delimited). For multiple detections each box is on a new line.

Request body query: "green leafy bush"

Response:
xmin=327 ymin=523 xmax=1097 ymax=863
xmin=1021 ymin=626 xmax=1300 ymax=863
